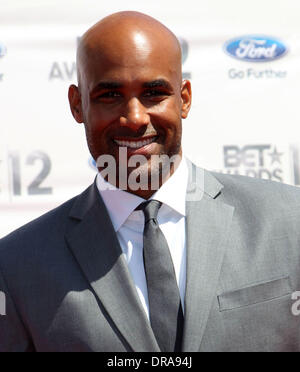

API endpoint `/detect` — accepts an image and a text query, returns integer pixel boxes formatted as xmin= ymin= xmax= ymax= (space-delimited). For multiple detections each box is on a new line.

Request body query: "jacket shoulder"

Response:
xmin=211 ymin=171 xmax=300 ymax=215
xmin=0 ymin=183 xmax=94 ymax=256
xmin=0 ymin=197 xmax=75 ymax=250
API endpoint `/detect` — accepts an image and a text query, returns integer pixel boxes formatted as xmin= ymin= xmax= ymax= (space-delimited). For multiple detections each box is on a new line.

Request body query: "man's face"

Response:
xmin=70 ymin=30 xmax=191 ymax=197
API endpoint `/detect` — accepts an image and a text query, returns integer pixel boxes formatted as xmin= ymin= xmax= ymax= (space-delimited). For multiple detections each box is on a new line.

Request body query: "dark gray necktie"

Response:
xmin=137 ymin=200 xmax=184 ymax=352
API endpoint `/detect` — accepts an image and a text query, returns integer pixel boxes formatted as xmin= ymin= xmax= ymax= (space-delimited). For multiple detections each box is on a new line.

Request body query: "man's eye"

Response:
xmin=100 ymin=91 xmax=121 ymax=98
xmin=143 ymin=90 xmax=168 ymax=98
xmin=93 ymin=91 xmax=122 ymax=101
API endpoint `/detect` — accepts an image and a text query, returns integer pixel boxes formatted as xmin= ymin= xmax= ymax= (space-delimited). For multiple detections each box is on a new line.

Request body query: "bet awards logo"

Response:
xmin=218 ymin=143 xmax=300 ymax=186
xmin=49 ymin=62 xmax=76 ymax=81
xmin=49 ymin=37 xmax=77 ymax=81
xmin=224 ymin=35 xmax=288 ymax=80
xmin=0 ymin=42 xmax=6 ymax=82
xmin=0 ymin=150 xmax=53 ymax=199
xmin=221 ymin=144 xmax=284 ymax=182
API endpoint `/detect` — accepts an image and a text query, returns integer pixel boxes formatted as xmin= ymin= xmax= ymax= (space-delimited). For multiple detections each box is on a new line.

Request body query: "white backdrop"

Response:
xmin=1 ymin=0 xmax=300 ymax=238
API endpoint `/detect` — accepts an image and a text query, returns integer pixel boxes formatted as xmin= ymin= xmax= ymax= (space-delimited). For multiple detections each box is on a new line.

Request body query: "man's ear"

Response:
xmin=68 ymin=85 xmax=84 ymax=123
xmin=181 ymin=80 xmax=192 ymax=119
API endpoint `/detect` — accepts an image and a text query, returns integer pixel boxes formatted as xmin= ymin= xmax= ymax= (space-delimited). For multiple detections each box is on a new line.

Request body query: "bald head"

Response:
xmin=76 ymin=11 xmax=182 ymax=89
xmin=68 ymin=11 xmax=192 ymax=198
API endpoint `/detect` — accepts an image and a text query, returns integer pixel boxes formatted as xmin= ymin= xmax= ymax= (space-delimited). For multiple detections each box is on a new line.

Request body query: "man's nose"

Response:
xmin=120 ymin=97 xmax=150 ymax=128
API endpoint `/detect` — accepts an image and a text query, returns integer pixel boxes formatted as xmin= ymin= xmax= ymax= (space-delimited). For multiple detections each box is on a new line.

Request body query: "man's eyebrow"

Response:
xmin=90 ymin=79 xmax=172 ymax=93
xmin=143 ymin=80 xmax=172 ymax=90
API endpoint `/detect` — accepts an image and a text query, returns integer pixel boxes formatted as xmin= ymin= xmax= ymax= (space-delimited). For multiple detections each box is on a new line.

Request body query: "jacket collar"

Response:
xmin=66 ymin=161 xmax=234 ymax=351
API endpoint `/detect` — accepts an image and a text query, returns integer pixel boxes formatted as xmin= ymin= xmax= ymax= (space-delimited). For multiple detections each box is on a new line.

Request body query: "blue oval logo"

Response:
xmin=178 ymin=37 xmax=189 ymax=65
xmin=224 ymin=36 xmax=288 ymax=62
xmin=88 ymin=157 xmax=97 ymax=171
xmin=0 ymin=43 xmax=6 ymax=58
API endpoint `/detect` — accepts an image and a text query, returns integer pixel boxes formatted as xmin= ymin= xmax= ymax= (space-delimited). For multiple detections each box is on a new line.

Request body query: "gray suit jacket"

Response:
xmin=0 ymin=162 xmax=300 ymax=352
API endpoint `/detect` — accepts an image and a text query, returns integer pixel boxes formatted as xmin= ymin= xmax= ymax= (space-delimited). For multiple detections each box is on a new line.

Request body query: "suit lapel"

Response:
xmin=65 ymin=183 xmax=160 ymax=352
xmin=65 ymin=161 xmax=234 ymax=352
xmin=182 ymin=163 xmax=234 ymax=352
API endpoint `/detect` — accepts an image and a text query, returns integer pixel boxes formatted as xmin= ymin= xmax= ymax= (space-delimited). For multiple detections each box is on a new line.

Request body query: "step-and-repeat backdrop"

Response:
xmin=1 ymin=0 xmax=300 ymax=238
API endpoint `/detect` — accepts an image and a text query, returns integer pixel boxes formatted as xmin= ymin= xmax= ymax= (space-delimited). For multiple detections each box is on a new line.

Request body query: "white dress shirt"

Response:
xmin=96 ymin=158 xmax=188 ymax=319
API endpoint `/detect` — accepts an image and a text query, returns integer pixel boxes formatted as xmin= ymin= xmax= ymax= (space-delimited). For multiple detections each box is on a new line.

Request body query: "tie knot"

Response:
xmin=136 ymin=200 xmax=162 ymax=223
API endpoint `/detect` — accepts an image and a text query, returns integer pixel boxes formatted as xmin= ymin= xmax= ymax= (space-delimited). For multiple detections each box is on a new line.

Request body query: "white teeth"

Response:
xmin=114 ymin=137 xmax=156 ymax=149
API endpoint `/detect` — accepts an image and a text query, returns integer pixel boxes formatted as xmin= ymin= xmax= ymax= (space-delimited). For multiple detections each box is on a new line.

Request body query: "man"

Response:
xmin=0 ymin=11 xmax=300 ymax=352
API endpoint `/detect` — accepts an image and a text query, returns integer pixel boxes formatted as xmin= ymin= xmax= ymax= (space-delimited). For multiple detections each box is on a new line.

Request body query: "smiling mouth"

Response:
xmin=113 ymin=136 xmax=158 ymax=149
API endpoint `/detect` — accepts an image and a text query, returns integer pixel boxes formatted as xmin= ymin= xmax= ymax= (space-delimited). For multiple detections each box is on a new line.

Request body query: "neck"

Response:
xmin=99 ymin=153 xmax=182 ymax=199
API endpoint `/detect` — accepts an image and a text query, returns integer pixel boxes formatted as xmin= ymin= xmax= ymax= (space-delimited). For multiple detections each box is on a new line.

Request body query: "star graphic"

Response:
xmin=269 ymin=146 xmax=284 ymax=165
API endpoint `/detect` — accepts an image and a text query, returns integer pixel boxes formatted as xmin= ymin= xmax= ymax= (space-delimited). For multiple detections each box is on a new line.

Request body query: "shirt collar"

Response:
xmin=96 ymin=157 xmax=188 ymax=232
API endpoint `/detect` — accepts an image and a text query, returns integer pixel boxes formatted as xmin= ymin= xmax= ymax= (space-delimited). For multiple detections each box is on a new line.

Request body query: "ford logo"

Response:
xmin=178 ymin=37 xmax=189 ymax=65
xmin=0 ymin=43 xmax=6 ymax=58
xmin=224 ymin=36 xmax=288 ymax=62
xmin=88 ymin=157 xmax=97 ymax=171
